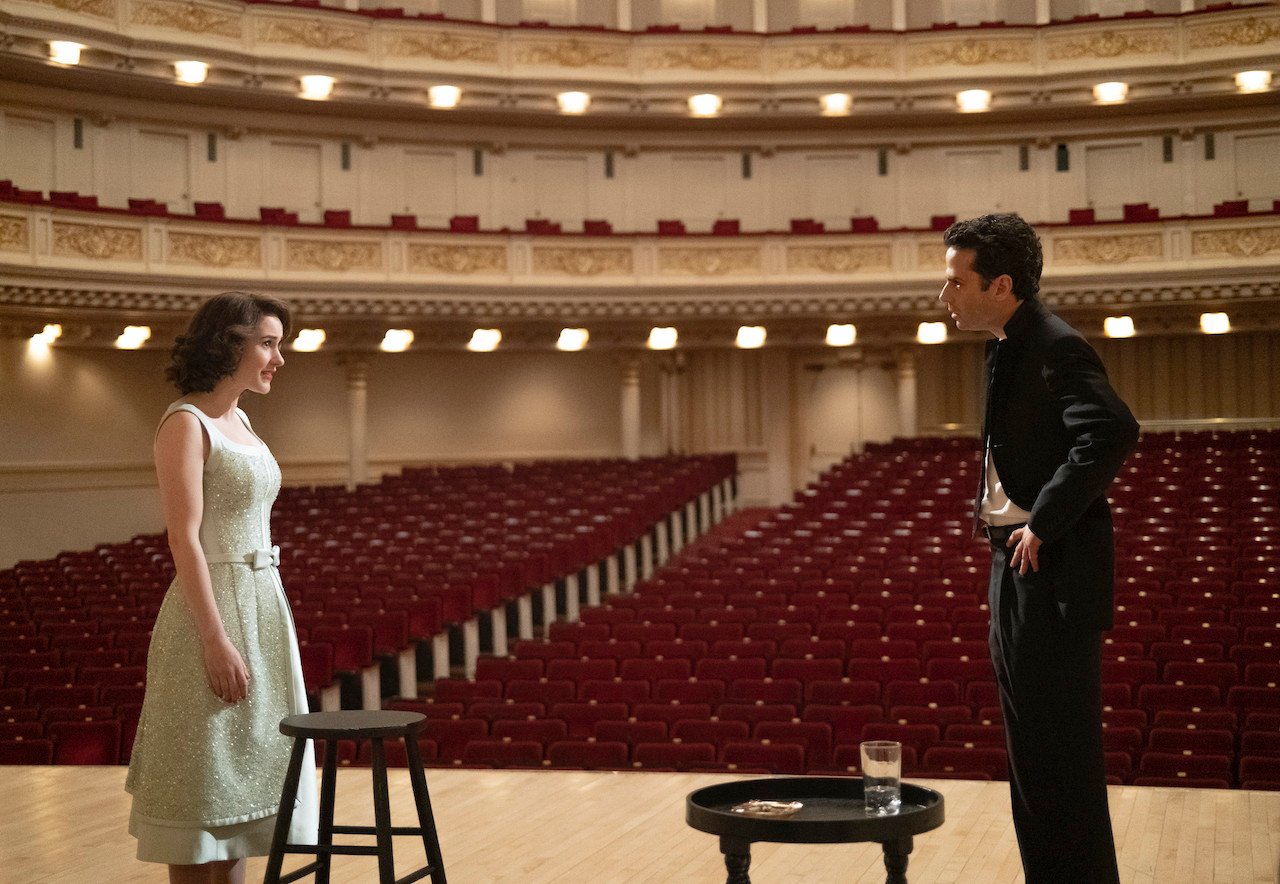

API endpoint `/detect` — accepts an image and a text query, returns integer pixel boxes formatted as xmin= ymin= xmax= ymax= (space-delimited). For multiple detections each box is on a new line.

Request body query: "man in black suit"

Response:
xmin=939 ymin=214 xmax=1139 ymax=883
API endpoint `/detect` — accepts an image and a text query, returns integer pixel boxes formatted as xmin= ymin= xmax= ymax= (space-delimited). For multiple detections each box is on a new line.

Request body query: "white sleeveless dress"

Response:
xmin=126 ymin=402 xmax=318 ymax=864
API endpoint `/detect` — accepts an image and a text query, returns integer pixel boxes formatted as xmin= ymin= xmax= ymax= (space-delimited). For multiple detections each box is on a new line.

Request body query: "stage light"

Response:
xmin=557 ymin=91 xmax=590 ymax=114
xmin=1103 ymin=316 xmax=1135 ymax=338
xmin=825 ymin=324 xmax=857 ymax=347
xmin=174 ymin=61 xmax=209 ymax=84
xmin=116 ymin=326 xmax=151 ymax=349
xmin=917 ymin=322 xmax=947 ymax=344
xmin=648 ymin=327 xmax=678 ymax=350
xmin=292 ymin=329 xmax=326 ymax=351
xmin=736 ymin=326 xmax=766 ymax=349
xmin=49 ymin=42 xmax=85 ymax=65
xmin=27 ymin=324 xmax=62 ymax=358
xmin=1093 ymin=81 xmax=1129 ymax=104
xmin=556 ymin=328 xmax=589 ymax=351
xmin=1236 ymin=70 xmax=1272 ymax=93
xmin=820 ymin=93 xmax=852 ymax=116
xmin=380 ymin=329 xmax=414 ymax=352
xmin=956 ymin=89 xmax=991 ymax=112
xmin=467 ymin=328 xmax=501 ymax=352
xmin=299 ymin=75 xmax=335 ymax=101
xmin=1200 ymin=312 xmax=1230 ymax=335
xmin=428 ymin=85 xmax=462 ymax=109
xmin=688 ymin=93 xmax=722 ymax=117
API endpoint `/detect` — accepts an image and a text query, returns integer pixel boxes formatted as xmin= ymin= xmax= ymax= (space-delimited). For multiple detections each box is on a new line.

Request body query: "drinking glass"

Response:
xmin=860 ymin=740 xmax=902 ymax=815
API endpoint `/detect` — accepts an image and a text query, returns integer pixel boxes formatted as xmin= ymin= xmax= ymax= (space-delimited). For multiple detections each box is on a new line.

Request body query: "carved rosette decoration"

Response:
xmin=646 ymin=43 xmax=759 ymax=72
xmin=0 ymin=216 xmax=30 ymax=252
xmin=285 ymin=240 xmax=382 ymax=272
xmin=658 ymin=248 xmax=760 ymax=276
xmin=774 ymin=42 xmax=894 ymax=71
xmin=514 ymin=39 xmax=627 ymax=68
xmin=908 ymin=38 xmax=1031 ymax=67
xmin=787 ymin=245 xmax=892 ymax=274
xmin=1187 ymin=16 xmax=1280 ymax=49
xmin=168 ymin=232 xmax=261 ymax=268
xmin=52 ymin=223 xmax=143 ymax=261
xmin=386 ymin=31 xmax=499 ymax=62
xmin=257 ymin=18 xmax=368 ymax=52
xmin=408 ymin=244 xmax=508 ymax=274
xmin=33 ymin=0 xmax=115 ymax=18
xmin=532 ymin=248 xmax=632 ymax=276
xmin=1053 ymin=234 xmax=1162 ymax=264
xmin=130 ymin=0 xmax=241 ymax=38
xmin=1047 ymin=29 xmax=1173 ymax=60
xmin=1191 ymin=228 xmax=1280 ymax=259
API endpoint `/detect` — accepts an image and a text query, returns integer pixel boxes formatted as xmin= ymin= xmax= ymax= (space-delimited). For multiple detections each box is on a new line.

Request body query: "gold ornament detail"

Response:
xmin=646 ymin=43 xmax=758 ymax=71
xmin=918 ymin=243 xmax=947 ymax=269
xmin=257 ymin=19 xmax=368 ymax=52
xmin=1191 ymin=227 xmax=1280 ymax=259
xmin=52 ymin=223 xmax=143 ymax=261
xmin=1047 ymin=29 xmax=1173 ymax=60
xmin=514 ymin=38 xmax=626 ymax=68
xmin=131 ymin=0 xmax=240 ymax=37
xmin=775 ymin=42 xmax=894 ymax=70
xmin=659 ymin=248 xmax=760 ymax=276
xmin=169 ymin=232 xmax=261 ymax=267
xmin=1187 ymin=16 xmax=1280 ymax=49
xmin=909 ymin=38 xmax=1030 ymax=67
xmin=386 ymin=31 xmax=499 ymax=62
xmin=409 ymin=244 xmax=508 ymax=274
xmin=33 ymin=0 xmax=114 ymax=18
xmin=0 ymin=216 xmax=29 ymax=251
xmin=285 ymin=240 xmax=382 ymax=272
xmin=788 ymin=245 xmax=891 ymax=274
xmin=532 ymin=248 xmax=633 ymax=276
xmin=1053 ymin=234 xmax=1162 ymax=264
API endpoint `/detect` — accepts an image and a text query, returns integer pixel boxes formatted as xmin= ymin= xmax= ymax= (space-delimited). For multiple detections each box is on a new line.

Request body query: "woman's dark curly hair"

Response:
xmin=166 ymin=292 xmax=291 ymax=394
xmin=942 ymin=213 xmax=1043 ymax=300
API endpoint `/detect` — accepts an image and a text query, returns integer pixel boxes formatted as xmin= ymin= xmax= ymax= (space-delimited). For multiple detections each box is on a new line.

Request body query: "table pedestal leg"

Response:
xmin=719 ymin=837 xmax=752 ymax=884
xmin=882 ymin=835 xmax=913 ymax=884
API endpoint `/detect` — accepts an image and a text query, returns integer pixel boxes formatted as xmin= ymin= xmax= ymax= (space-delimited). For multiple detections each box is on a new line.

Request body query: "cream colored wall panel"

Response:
xmin=3 ymin=114 xmax=56 ymax=194
xmin=265 ymin=140 xmax=323 ymax=221
xmin=134 ymin=130 xmax=192 ymax=213
xmin=669 ymin=155 xmax=728 ymax=231
xmin=945 ymin=148 xmax=1006 ymax=217
xmin=533 ymin=154 xmax=590 ymax=228
xmin=1085 ymin=142 xmax=1146 ymax=219
xmin=58 ymin=116 xmax=95 ymax=197
xmin=402 ymin=148 xmax=459 ymax=227
xmin=0 ymin=488 xmax=163 ymax=572
xmin=803 ymin=153 xmax=872 ymax=228
xmin=1233 ymin=133 xmax=1280 ymax=205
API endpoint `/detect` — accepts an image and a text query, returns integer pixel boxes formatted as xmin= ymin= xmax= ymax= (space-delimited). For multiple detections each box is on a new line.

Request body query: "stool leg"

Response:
xmin=316 ymin=737 xmax=340 ymax=884
xmin=265 ymin=737 xmax=307 ymax=884
xmin=370 ymin=737 xmax=397 ymax=884
xmin=405 ymin=735 xmax=448 ymax=883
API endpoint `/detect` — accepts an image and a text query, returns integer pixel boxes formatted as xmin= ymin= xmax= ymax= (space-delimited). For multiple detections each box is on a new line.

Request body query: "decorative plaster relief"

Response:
xmin=1054 ymin=234 xmax=1163 ymax=264
xmin=658 ymin=248 xmax=760 ymax=276
xmin=645 ymin=43 xmax=759 ymax=71
xmin=51 ymin=223 xmax=143 ymax=261
xmin=408 ymin=244 xmax=508 ymax=274
xmin=1046 ymin=28 xmax=1174 ymax=60
xmin=169 ymin=232 xmax=262 ymax=268
xmin=0 ymin=216 xmax=30 ymax=252
xmin=1192 ymin=227 xmax=1280 ymax=259
xmin=285 ymin=240 xmax=382 ymax=272
xmin=787 ymin=244 xmax=892 ymax=274
xmin=257 ymin=18 xmax=368 ymax=52
xmin=774 ymin=41 xmax=895 ymax=71
xmin=385 ymin=30 xmax=499 ymax=62
xmin=532 ymin=247 xmax=632 ymax=276
xmin=514 ymin=38 xmax=627 ymax=68
xmin=32 ymin=0 xmax=115 ymax=19
xmin=130 ymin=0 xmax=241 ymax=37
xmin=908 ymin=37 xmax=1031 ymax=67
xmin=918 ymin=243 xmax=946 ymax=269
xmin=1187 ymin=15 xmax=1280 ymax=49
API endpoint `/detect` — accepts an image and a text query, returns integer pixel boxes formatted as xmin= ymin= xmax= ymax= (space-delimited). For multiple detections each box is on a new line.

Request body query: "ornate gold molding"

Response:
xmin=514 ymin=38 xmax=627 ymax=68
xmin=130 ymin=0 xmax=241 ymax=37
xmin=1047 ymin=29 xmax=1174 ymax=60
xmin=285 ymin=240 xmax=382 ymax=272
xmin=1187 ymin=16 xmax=1280 ymax=50
xmin=408 ymin=244 xmax=507 ymax=274
xmin=168 ymin=232 xmax=261 ymax=268
xmin=788 ymin=244 xmax=892 ymax=274
xmin=918 ymin=243 xmax=946 ymax=270
xmin=1053 ymin=234 xmax=1163 ymax=264
xmin=659 ymin=247 xmax=760 ymax=276
xmin=908 ymin=37 xmax=1031 ymax=67
xmin=774 ymin=42 xmax=894 ymax=71
xmin=645 ymin=43 xmax=759 ymax=72
xmin=51 ymin=223 xmax=143 ymax=261
xmin=1191 ymin=227 xmax=1280 ymax=259
xmin=257 ymin=18 xmax=368 ymax=52
xmin=531 ymin=247 xmax=632 ymax=276
xmin=0 ymin=216 xmax=29 ymax=252
xmin=31 ymin=0 xmax=115 ymax=18
xmin=386 ymin=31 xmax=499 ymax=62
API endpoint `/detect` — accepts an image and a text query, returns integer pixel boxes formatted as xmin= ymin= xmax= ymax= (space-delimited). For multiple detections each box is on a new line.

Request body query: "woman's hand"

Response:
xmin=202 ymin=634 xmax=250 ymax=703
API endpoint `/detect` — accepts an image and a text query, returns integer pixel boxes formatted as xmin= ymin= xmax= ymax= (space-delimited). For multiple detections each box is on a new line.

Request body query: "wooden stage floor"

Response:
xmin=3 ymin=766 xmax=1277 ymax=883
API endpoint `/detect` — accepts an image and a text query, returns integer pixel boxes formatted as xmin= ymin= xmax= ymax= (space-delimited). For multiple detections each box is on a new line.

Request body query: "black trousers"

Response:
xmin=987 ymin=536 xmax=1120 ymax=884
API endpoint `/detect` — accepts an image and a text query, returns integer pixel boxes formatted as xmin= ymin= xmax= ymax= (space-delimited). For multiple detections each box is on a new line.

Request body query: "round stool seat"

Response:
xmin=280 ymin=710 xmax=426 ymax=740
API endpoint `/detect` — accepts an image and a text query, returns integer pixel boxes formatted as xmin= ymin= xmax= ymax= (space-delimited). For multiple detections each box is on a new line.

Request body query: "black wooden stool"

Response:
xmin=265 ymin=710 xmax=447 ymax=884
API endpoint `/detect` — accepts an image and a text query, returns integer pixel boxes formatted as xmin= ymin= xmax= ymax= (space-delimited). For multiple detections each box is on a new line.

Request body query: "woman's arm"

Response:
xmin=155 ymin=412 xmax=250 ymax=703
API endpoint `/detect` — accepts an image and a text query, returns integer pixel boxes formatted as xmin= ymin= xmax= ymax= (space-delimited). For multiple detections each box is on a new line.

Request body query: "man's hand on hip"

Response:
xmin=1007 ymin=526 xmax=1042 ymax=575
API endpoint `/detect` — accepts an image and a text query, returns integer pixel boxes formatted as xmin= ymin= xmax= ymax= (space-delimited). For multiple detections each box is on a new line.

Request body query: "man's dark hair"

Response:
xmin=942 ymin=213 xmax=1043 ymax=300
xmin=166 ymin=292 xmax=291 ymax=394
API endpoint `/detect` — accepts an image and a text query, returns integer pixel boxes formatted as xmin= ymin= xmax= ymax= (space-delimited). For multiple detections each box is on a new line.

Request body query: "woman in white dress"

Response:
xmin=126 ymin=292 xmax=317 ymax=883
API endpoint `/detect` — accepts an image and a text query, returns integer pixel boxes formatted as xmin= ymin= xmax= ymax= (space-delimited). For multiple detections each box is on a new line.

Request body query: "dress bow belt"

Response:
xmin=205 ymin=545 xmax=280 ymax=570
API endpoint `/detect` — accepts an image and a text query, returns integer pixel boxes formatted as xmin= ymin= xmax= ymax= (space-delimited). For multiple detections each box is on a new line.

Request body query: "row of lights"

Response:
xmin=1104 ymin=312 xmax=1232 ymax=338
xmin=48 ymin=43 xmax=1273 ymax=111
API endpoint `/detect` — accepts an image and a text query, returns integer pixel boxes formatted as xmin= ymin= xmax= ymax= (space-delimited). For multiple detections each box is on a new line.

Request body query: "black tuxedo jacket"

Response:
xmin=979 ymin=298 xmax=1140 ymax=629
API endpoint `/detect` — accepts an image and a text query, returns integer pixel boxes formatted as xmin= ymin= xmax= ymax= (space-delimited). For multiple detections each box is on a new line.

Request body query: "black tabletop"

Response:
xmin=279 ymin=710 xmax=427 ymax=739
